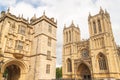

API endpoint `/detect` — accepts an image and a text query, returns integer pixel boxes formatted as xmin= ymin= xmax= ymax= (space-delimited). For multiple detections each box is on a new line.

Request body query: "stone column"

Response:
xmin=74 ymin=63 xmax=77 ymax=80
xmin=0 ymin=72 xmax=2 ymax=80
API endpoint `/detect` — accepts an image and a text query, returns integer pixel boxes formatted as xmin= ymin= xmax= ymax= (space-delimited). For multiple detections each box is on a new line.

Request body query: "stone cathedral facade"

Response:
xmin=62 ymin=8 xmax=120 ymax=80
xmin=0 ymin=9 xmax=57 ymax=80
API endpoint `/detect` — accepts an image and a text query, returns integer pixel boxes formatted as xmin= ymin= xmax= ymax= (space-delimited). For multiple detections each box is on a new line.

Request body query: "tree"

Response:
xmin=56 ymin=67 xmax=62 ymax=79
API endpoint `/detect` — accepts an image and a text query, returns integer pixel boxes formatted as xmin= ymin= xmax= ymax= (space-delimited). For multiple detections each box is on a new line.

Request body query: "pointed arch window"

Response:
xmin=69 ymin=31 xmax=71 ymax=41
xmin=67 ymin=58 xmax=72 ymax=72
xmin=66 ymin=32 xmax=68 ymax=42
xmin=98 ymin=53 xmax=107 ymax=70
xmin=93 ymin=21 xmax=97 ymax=34
xmin=98 ymin=20 xmax=102 ymax=32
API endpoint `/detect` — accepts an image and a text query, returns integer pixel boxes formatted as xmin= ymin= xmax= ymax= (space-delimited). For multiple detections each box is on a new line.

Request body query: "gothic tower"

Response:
xmin=88 ymin=8 xmax=120 ymax=79
xmin=62 ymin=21 xmax=80 ymax=78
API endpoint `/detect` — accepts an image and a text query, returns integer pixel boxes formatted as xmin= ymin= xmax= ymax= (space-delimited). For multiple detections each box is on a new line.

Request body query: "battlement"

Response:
xmin=30 ymin=11 xmax=57 ymax=27
xmin=0 ymin=9 xmax=29 ymax=24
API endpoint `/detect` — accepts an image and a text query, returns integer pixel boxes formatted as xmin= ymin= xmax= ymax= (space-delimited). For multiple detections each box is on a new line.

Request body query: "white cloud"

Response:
xmin=0 ymin=0 xmax=16 ymax=7
xmin=2 ymin=0 xmax=120 ymax=67
xmin=10 ymin=2 xmax=36 ymax=19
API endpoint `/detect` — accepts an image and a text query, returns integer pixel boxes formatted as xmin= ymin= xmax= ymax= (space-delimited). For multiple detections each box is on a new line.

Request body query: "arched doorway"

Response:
xmin=3 ymin=64 xmax=20 ymax=80
xmin=77 ymin=63 xmax=91 ymax=80
xmin=1 ymin=60 xmax=28 ymax=80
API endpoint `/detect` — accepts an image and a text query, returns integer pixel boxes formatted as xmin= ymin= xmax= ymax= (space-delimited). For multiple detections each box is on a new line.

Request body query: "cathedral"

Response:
xmin=62 ymin=8 xmax=120 ymax=80
xmin=0 ymin=9 xmax=57 ymax=80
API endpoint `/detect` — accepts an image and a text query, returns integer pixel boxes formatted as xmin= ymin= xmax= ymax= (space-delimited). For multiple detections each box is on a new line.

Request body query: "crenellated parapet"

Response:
xmin=63 ymin=21 xmax=80 ymax=31
xmin=0 ymin=10 xmax=29 ymax=24
xmin=30 ymin=11 xmax=57 ymax=27
xmin=88 ymin=7 xmax=110 ymax=22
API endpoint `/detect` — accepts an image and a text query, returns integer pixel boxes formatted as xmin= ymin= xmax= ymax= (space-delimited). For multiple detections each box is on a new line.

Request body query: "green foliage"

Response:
xmin=3 ymin=69 xmax=8 ymax=78
xmin=56 ymin=67 xmax=62 ymax=79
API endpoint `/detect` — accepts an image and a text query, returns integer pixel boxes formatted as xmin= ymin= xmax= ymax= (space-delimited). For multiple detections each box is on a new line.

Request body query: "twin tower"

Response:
xmin=62 ymin=8 xmax=120 ymax=80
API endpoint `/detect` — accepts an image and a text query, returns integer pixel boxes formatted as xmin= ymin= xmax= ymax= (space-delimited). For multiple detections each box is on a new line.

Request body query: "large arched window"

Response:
xmin=67 ymin=58 xmax=72 ymax=72
xmin=98 ymin=20 xmax=102 ymax=32
xmin=98 ymin=53 xmax=107 ymax=70
xmin=93 ymin=21 xmax=97 ymax=34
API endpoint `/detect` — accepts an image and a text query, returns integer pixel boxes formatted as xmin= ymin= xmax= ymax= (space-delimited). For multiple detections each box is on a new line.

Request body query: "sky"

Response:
xmin=0 ymin=0 xmax=120 ymax=67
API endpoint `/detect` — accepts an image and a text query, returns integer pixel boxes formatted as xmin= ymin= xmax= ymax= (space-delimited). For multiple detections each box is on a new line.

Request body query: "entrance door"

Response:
xmin=3 ymin=64 xmax=20 ymax=80
xmin=77 ymin=63 xmax=91 ymax=80
xmin=83 ymin=74 xmax=91 ymax=80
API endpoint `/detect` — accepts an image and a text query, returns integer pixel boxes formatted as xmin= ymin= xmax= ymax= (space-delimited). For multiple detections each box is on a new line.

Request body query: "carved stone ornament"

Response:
xmin=13 ymin=53 xmax=24 ymax=59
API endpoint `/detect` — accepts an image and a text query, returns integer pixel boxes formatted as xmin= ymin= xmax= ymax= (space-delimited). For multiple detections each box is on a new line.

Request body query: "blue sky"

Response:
xmin=0 ymin=0 xmax=120 ymax=67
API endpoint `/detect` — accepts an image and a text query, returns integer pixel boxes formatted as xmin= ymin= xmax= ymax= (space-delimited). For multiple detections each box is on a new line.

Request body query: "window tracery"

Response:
xmin=98 ymin=53 xmax=107 ymax=70
xmin=93 ymin=21 xmax=97 ymax=34
xmin=67 ymin=58 xmax=72 ymax=72
xmin=98 ymin=20 xmax=102 ymax=32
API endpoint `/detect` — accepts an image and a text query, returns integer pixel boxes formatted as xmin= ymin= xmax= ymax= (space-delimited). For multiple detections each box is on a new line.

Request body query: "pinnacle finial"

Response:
xmin=64 ymin=24 xmax=66 ymax=28
xmin=43 ymin=10 xmax=45 ymax=15
xmin=7 ymin=7 xmax=10 ymax=13
xmin=64 ymin=24 xmax=66 ymax=27
xmin=77 ymin=24 xmax=80 ymax=30
xmin=21 ymin=14 xmax=23 ymax=18
xmin=105 ymin=9 xmax=110 ymax=17
xmin=34 ymin=13 xmax=36 ymax=18
xmin=105 ymin=9 xmax=108 ymax=14
xmin=89 ymin=12 xmax=91 ymax=16
xmin=88 ymin=12 xmax=91 ymax=19
xmin=27 ymin=17 xmax=29 ymax=21
xmin=105 ymin=9 xmax=107 ymax=12
xmin=71 ymin=20 xmax=74 ymax=26
xmin=72 ymin=20 xmax=74 ymax=24
xmin=18 ymin=14 xmax=20 ymax=18
xmin=99 ymin=6 xmax=104 ymax=14
xmin=100 ymin=6 xmax=102 ymax=10
xmin=55 ymin=19 xmax=57 ymax=24
xmin=71 ymin=20 xmax=75 ymax=27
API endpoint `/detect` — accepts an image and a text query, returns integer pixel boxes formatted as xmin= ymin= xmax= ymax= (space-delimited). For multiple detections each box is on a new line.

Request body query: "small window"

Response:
xmin=28 ymin=28 xmax=31 ymax=35
xmin=26 ymin=44 xmax=29 ymax=51
xmin=46 ymin=64 xmax=50 ymax=74
xmin=7 ymin=39 xmax=13 ymax=48
xmin=18 ymin=25 xmax=26 ymax=35
xmin=48 ymin=37 xmax=51 ymax=46
xmin=15 ymin=40 xmax=23 ymax=50
xmin=47 ymin=51 xmax=51 ymax=60
xmin=48 ymin=25 xmax=52 ymax=33
xmin=9 ymin=23 xmax=15 ymax=33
